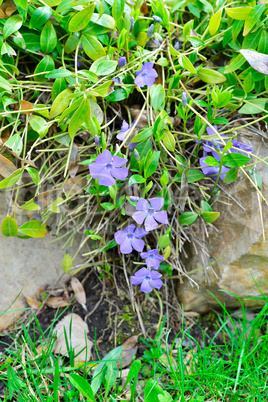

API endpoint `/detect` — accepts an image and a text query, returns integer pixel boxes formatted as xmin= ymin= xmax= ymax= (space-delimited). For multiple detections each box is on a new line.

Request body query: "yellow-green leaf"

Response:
xmin=50 ymin=88 xmax=72 ymax=119
xmin=81 ymin=33 xmax=106 ymax=61
xmin=0 ymin=170 xmax=22 ymax=189
xmin=18 ymin=220 xmax=48 ymax=238
xmin=68 ymin=3 xmax=95 ymax=32
xmin=63 ymin=253 xmax=73 ymax=273
xmin=197 ymin=68 xmax=226 ymax=84
xmin=1 ymin=216 xmax=18 ymax=237
xmin=209 ymin=8 xmax=222 ymax=36
xmin=69 ymin=98 xmax=91 ymax=139
xmin=162 ymin=130 xmax=175 ymax=151
xmin=179 ymin=55 xmax=197 ymax=74
xmin=225 ymin=7 xmax=253 ymax=20
xmin=243 ymin=4 xmax=266 ymax=36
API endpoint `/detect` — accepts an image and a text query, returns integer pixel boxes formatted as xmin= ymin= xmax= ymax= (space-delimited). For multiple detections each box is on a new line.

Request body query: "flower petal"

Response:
xmin=120 ymin=238 xmax=133 ymax=254
xmin=116 ymin=132 xmax=125 ymax=141
xmin=132 ymin=210 xmax=147 ymax=225
xmin=114 ymin=230 xmax=126 ymax=245
xmin=131 ymin=275 xmax=144 ymax=285
xmin=140 ymin=279 xmax=153 ymax=293
xmin=95 ymin=150 xmax=112 ymax=164
xmin=149 ymin=279 xmax=163 ymax=289
xmin=154 ymin=210 xmax=168 ymax=224
xmin=136 ymin=198 xmax=150 ymax=211
xmin=144 ymin=76 xmax=156 ymax=87
xmin=89 ymin=163 xmax=105 ymax=178
xmin=131 ymin=237 xmax=145 ymax=252
xmin=98 ymin=172 xmax=115 ymax=186
xmin=126 ymin=224 xmax=136 ymax=234
xmin=134 ymin=74 xmax=145 ymax=87
xmin=150 ymin=270 xmax=162 ymax=279
xmin=133 ymin=227 xmax=148 ymax=238
xmin=145 ymin=215 xmax=158 ymax=231
xmin=110 ymin=167 xmax=128 ymax=181
xmin=112 ymin=155 xmax=128 ymax=167
xmin=145 ymin=257 xmax=160 ymax=269
xmin=149 ymin=197 xmax=165 ymax=211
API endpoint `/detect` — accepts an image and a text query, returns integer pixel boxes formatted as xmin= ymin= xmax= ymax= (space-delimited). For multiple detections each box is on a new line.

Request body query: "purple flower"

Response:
xmin=153 ymin=15 xmax=162 ymax=23
xmin=174 ymin=41 xmax=181 ymax=51
xmin=134 ymin=62 xmax=158 ymax=87
xmin=132 ymin=197 xmax=168 ymax=231
xmin=112 ymin=77 xmax=120 ymax=84
xmin=89 ymin=150 xmax=128 ymax=186
xmin=116 ymin=120 xmax=138 ymax=150
xmin=201 ymin=126 xmax=227 ymax=153
xmin=147 ymin=24 xmax=154 ymax=37
xmin=131 ymin=268 xmax=163 ymax=293
xmin=140 ymin=249 xmax=165 ymax=270
xmin=118 ymin=56 xmax=126 ymax=68
xmin=200 ymin=153 xmax=229 ymax=180
xmin=114 ymin=224 xmax=148 ymax=254
xmin=230 ymin=139 xmax=253 ymax=157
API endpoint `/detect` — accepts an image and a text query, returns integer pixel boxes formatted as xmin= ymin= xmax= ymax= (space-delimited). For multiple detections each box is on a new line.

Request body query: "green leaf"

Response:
xmin=69 ymin=98 xmax=91 ymax=139
xmin=238 ymin=98 xmax=267 ymax=114
xmin=1 ymin=216 xmax=18 ymax=237
xmin=201 ymin=200 xmax=212 ymax=212
xmin=5 ymin=134 xmax=23 ymax=155
xmin=243 ymin=4 xmax=266 ymax=36
xmin=116 ymin=195 xmax=125 ymax=208
xmin=150 ymin=84 xmax=165 ymax=111
xmin=0 ymin=170 xmax=22 ymax=189
xmin=187 ymin=170 xmax=204 ymax=183
xmin=132 ymin=127 xmax=153 ymax=143
xmin=14 ymin=0 xmax=28 ymax=9
xmin=209 ymin=8 xmax=222 ymax=36
xmin=18 ymin=220 xmax=48 ymax=238
xmin=129 ymin=175 xmax=145 ymax=185
xmin=46 ymin=69 xmax=72 ymax=79
xmin=64 ymin=32 xmax=80 ymax=53
xmin=198 ymin=68 xmax=226 ymax=83
xmin=34 ymin=55 xmax=54 ymax=81
xmin=29 ymin=115 xmax=49 ymax=137
xmin=222 ymin=153 xmax=251 ymax=167
xmin=69 ymin=374 xmax=96 ymax=402
xmin=144 ymin=379 xmax=165 ymax=402
xmin=101 ymin=202 xmax=114 ymax=210
xmin=81 ymin=33 xmax=106 ymax=60
xmin=226 ymin=7 xmax=253 ymax=20
xmin=29 ymin=6 xmax=52 ymax=28
xmin=223 ymin=168 xmax=238 ymax=183
xmin=201 ymin=211 xmax=220 ymax=223
xmin=158 ymin=234 xmax=170 ymax=249
xmin=160 ymin=168 xmax=169 ymax=187
xmin=112 ymin=0 xmax=124 ymax=22
xmin=179 ymin=212 xmax=199 ymax=226
xmin=104 ymin=362 xmax=119 ymax=398
xmin=63 ymin=253 xmax=73 ymax=273
xmin=96 ymin=60 xmax=117 ymax=76
xmin=20 ymin=199 xmax=40 ymax=211
xmin=50 ymin=88 xmax=72 ymax=119
xmin=203 ymin=156 xmax=220 ymax=167
xmin=162 ymin=130 xmax=175 ymax=151
xmin=40 ymin=20 xmax=57 ymax=53
xmin=107 ymin=88 xmax=128 ymax=102
xmin=69 ymin=3 xmax=95 ymax=32
xmin=179 ymin=55 xmax=197 ymax=74
xmin=144 ymin=151 xmax=160 ymax=179
xmin=26 ymin=167 xmax=40 ymax=185
xmin=123 ymin=360 xmax=141 ymax=401
xmin=3 ymin=15 xmax=23 ymax=40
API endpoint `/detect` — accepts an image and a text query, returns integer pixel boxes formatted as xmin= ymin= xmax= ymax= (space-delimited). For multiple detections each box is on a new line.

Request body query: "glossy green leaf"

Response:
xmin=179 ymin=212 xmax=199 ymax=226
xmin=179 ymin=55 xmax=197 ymax=74
xmin=63 ymin=253 xmax=73 ymax=273
xmin=50 ymin=88 xmax=72 ymax=119
xmin=144 ymin=151 xmax=160 ymax=179
xmin=29 ymin=115 xmax=49 ymax=137
xmin=243 ymin=4 xmax=266 ymax=36
xmin=226 ymin=6 xmax=252 ymax=20
xmin=81 ymin=33 xmax=106 ymax=60
xmin=162 ymin=130 xmax=175 ymax=151
xmin=209 ymin=8 xmax=222 ymax=36
xmin=150 ymin=84 xmax=165 ymax=111
xmin=129 ymin=175 xmax=145 ymax=185
xmin=112 ymin=0 xmax=124 ymax=22
xmin=201 ymin=211 xmax=220 ymax=223
xmin=69 ymin=4 xmax=95 ymax=32
xmin=5 ymin=134 xmax=23 ymax=155
xmin=132 ymin=127 xmax=153 ymax=143
xmin=223 ymin=168 xmax=238 ymax=183
xmin=29 ymin=6 xmax=52 ymax=29
xmin=40 ymin=20 xmax=57 ymax=53
xmin=3 ymin=15 xmax=23 ymax=40
xmin=34 ymin=56 xmax=54 ymax=81
xmin=46 ymin=69 xmax=72 ymax=79
xmin=26 ymin=167 xmax=40 ymax=185
xmin=238 ymin=98 xmax=267 ymax=114
xmin=0 ymin=170 xmax=22 ymax=189
xmin=158 ymin=234 xmax=170 ymax=248
xmin=70 ymin=374 xmax=96 ymax=402
xmin=18 ymin=220 xmax=48 ymax=238
xmin=69 ymin=98 xmax=91 ymax=138
xmin=64 ymin=32 xmax=80 ymax=53
xmin=203 ymin=156 xmax=220 ymax=167
xmin=14 ymin=0 xmax=27 ymax=9
xmin=100 ymin=202 xmax=114 ymax=210
xmin=222 ymin=153 xmax=251 ymax=167
xmin=1 ymin=216 xmax=18 ymax=237
xmin=198 ymin=68 xmax=226 ymax=83
xmin=96 ymin=60 xmax=117 ymax=76
xmin=187 ymin=170 xmax=204 ymax=183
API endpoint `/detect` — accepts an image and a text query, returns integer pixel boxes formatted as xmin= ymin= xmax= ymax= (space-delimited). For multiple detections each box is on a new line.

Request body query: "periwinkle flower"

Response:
xmin=140 ymin=249 xmax=165 ymax=270
xmin=89 ymin=150 xmax=128 ymax=186
xmin=134 ymin=62 xmax=158 ymax=87
xmin=200 ymin=152 xmax=229 ymax=181
xmin=112 ymin=77 xmax=121 ymax=84
xmin=147 ymin=24 xmax=154 ymax=37
xmin=230 ymin=139 xmax=253 ymax=157
xmin=132 ymin=197 xmax=168 ymax=231
xmin=182 ymin=91 xmax=187 ymax=106
xmin=118 ymin=56 xmax=126 ymax=68
xmin=130 ymin=17 xmax=134 ymax=31
xmin=116 ymin=120 xmax=138 ymax=150
xmin=95 ymin=135 xmax=100 ymax=147
xmin=114 ymin=224 xmax=148 ymax=254
xmin=131 ymin=268 xmax=163 ymax=293
xmin=174 ymin=41 xmax=181 ymax=51
xmin=153 ymin=15 xmax=162 ymax=23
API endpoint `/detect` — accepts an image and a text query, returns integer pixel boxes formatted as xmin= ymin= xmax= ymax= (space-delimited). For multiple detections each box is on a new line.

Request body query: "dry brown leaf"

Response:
xmin=26 ymin=296 xmax=41 ymax=310
xmin=46 ymin=297 xmax=69 ymax=308
xmin=117 ymin=335 xmax=138 ymax=368
xmin=0 ymin=0 xmax=16 ymax=19
xmin=70 ymin=277 xmax=87 ymax=311
xmin=140 ymin=0 xmax=148 ymax=14
xmin=20 ymin=100 xmax=34 ymax=115
xmin=69 ymin=144 xmax=80 ymax=178
xmin=53 ymin=313 xmax=93 ymax=362
xmin=64 ymin=176 xmax=87 ymax=197
xmin=0 ymin=154 xmax=17 ymax=178
xmin=5 ymin=6 xmax=16 ymax=17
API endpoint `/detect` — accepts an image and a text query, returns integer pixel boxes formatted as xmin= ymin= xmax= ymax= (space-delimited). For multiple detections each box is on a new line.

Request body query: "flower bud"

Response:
xmin=118 ymin=56 xmax=126 ymax=68
xmin=182 ymin=91 xmax=187 ymax=106
xmin=212 ymin=139 xmax=221 ymax=152
xmin=153 ymin=15 xmax=162 ymax=23
xmin=130 ymin=17 xmax=134 ymax=31
xmin=174 ymin=41 xmax=181 ymax=51
xmin=147 ymin=24 xmax=154 ymax=38
xmin=129 ymin=196 xmax=139 ymax=202
xmin=95 ymin=135 xmax=100 ymax=147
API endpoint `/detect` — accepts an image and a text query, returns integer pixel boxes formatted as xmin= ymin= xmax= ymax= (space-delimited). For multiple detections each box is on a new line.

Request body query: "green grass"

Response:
xmin=1 ymin=301 xmax=268 ymax=401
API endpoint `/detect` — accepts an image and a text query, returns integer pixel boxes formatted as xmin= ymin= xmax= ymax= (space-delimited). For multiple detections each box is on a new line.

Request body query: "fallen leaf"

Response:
xmin=46 ymin=296 xmax=69 ymax=308
xmin=0 ymin=0 xmax=16 ymax=19
xmin=140 ymin=0 xmax=148 ymax=14
xmin=240 ymin=49 xmax=268 ymax=75
xmin=64 ymin=176 xmax=87 ymax=197
xmin=0 ymin=154 xmax=17 ymax=178
xmin=70 ymin=277 xmax=87 ymax=311
xmin=117 ymin=335 xmax=138 ymax=368
xmin=53 ymin=313 xmax=93 ymax=363
xmin=20 ymin=100 xmax=34 ymax=115
xmin=26 ymin=296 xmax=41 ymax=310
xmin=69 ymin=144 xmax=80 ymax=178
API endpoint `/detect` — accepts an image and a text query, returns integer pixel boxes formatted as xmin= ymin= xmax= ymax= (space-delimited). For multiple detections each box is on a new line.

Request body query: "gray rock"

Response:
xmin=177 ymin=128 xmax=268 ymax=312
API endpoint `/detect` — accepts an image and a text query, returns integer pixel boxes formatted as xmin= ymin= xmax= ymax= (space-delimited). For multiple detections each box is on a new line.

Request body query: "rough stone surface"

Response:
xmin=177 ymin=129 xmax=268 ymax=312
xmin=0 ymin=190 xmax=85 ymax=330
